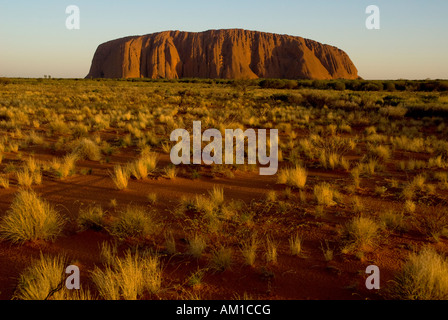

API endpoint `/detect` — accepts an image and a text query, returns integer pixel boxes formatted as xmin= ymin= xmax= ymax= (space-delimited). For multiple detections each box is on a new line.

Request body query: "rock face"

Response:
xmin=86 ymin=29 xmax=358 ymax=80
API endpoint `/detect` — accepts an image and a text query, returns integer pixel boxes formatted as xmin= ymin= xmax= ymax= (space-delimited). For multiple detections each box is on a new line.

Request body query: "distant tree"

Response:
xmin=362 ymin=81 xmax=383 ymax=91
xmin=259 ymin=79 xmax=284 ymax=89
xmin=284 ymin=80 xmax=298 ymax=89
xmin=333 ymin=81 xmax=346 ymax=91
xmin=312 ymin=80 xmax=326 ymax=90
xmin=385 ymin=82 xmax=396 ymax=92
xmin=394 ymin=80 xmax=407 ymax=91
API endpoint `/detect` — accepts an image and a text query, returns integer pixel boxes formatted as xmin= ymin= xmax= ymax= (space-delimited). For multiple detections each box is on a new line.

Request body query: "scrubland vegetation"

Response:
xmin=0 ymin=77 xmax=447 ymax=300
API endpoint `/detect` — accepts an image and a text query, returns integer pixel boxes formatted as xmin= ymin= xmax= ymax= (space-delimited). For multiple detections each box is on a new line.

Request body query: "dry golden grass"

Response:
xmin=91 ymin=249 xmax=162 ymax=300
xmin=389 ymin=247 xmax=448 ymax=300
xmin=210 ymin=246 xmax=233 ymax=272
xmin=277 ymin=165 xmax=307 ymax=189
xmin=13 ymin=253 xmax=67 ymax=300
xmin=77 ymin=205 xmax=105 ymax=231
xmin=72 ymin=138 xmax=101 ymax=161
xmin=0 ymin=174 xmax=9 ymax=189
xmin=110 ymin=165 xmax=130 ymax=190
xmin=162 ymin=165 xmax=177 ymax=179
xmin=0 ymin=190 xmax=65 ymax=244
xmin=52 ymin=153 xmax=78 ymax=179
xmin=16 ymin=169 xmax=34 ymax=188
xmin=341 ymin=216 xmax=380 ymax=255
xmin=208 ymin=185 xmax=224 ymax=206
xmin=109 ymin=206 xmax=157 ymax=240
xmin=1 ymin=79 xmax=448 ymax=300
xmin=265 ymin=190 xmax=277 ymax=202
xmin=187 ymin=233 xmax=207 ymax=258
xmin=128 ymin=152 xmax=158 ymax=179
xmin=265 ymin=236 xmax=278 ymax=264
xmin=313 ymin=183 xmax=336 ymax=206
xmin=289 ymin=233 xmax=303 ymax=256
xmin=241 ymin=236 xmax=258 ymax=266
xmin=379 ymin=210 xmax=408 ymax=233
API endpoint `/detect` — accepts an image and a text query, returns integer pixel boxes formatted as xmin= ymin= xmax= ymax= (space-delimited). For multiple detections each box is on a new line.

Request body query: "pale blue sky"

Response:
xmin=0 ymin=0 xmax=447 ymax=79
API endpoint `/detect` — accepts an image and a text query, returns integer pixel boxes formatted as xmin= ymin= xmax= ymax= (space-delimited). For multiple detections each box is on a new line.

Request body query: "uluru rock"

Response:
xmin=86 ymin=29 xmax=358 ymax=80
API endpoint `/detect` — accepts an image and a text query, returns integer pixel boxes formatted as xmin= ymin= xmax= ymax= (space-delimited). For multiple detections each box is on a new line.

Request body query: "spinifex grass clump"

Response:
xmin=241 ymin=236 xmax=258 ymax=266
xmin=341 ymin=216 xmax=380 ymax=255
xmin=110 ymin=165 xmax=130 ymax=190
xmin=379 ymin=210 xmax=408 ymax=233
xmin=0 ymin=190 xmax=65 ymax=244
xmin=91 ymin=249 xmax=162 ymax=300
xmin=162 ymin=165 xmax=177 ymax=179
xmin=99 ymin=241 xmax=118 ymax=266
xmin=210 ymin=246 xmax=233 ymax=272
xmin=72 ymin=138 xmax=101 ymax=161
xmin=187 ymin=233 xmax=207 ymax=258
xmin=109 ymin=206 xmax=157 ymax=240
xmin=313 ymin=183 xmax=336 ymax=206
xmin=367 ymin=144 xmax=391 ymax=162
xmin=289 ymin=233 xmax=303 ymax=256
xmin=194 ymin=195 xmax=216 ymax=216
xmin=265 ymin=190 xmax=277 ymax=202
xmin=265 ymin=237 xmax=278 ymax=264
xmin=208 ymin=185 xmax=224 ymax=206
xmin=187 ymin=268 xmax=205 ymax=288
xmin=147 ymin=192 xmax=157 ymax=205
xmin=128 ymin=158 xmax=149 ymax=180
xmin=189 ymin=186 xmax=226 ymax=233
xmin=389 ymin=247 xmax=448 ymax=300
xmin=77 ymin=205 xmax=105 ymax=231
xmin=128 ymin=152 xmax=158 ymax=180
xmin=13 ymin=253 xmax=67 ymax=300
xmin=0 ymin=174 xmax=9 ymax=189
xmin=13 ymin=254 xmax=93 ymax=300
xmin=16 ymin=168 xmax=40 ymax=188
xmin=277 ymin=165 xmax=307 ymax=189
xmin=51 ymin=153 xmax=78 ymax=179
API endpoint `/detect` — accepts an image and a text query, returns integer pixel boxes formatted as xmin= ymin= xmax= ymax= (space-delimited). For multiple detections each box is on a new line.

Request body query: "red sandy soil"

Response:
xmin=0 ymin=144 xmax=446 ymax=300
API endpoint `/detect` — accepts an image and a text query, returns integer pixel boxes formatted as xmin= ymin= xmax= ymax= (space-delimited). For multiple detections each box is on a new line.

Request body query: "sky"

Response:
xmin=0 ymin=0 xmax=447 ymax=80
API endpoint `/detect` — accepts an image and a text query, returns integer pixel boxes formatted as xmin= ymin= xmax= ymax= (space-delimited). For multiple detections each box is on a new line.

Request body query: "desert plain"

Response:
xmin=0 ymin=77 xmax=447 ymax=300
